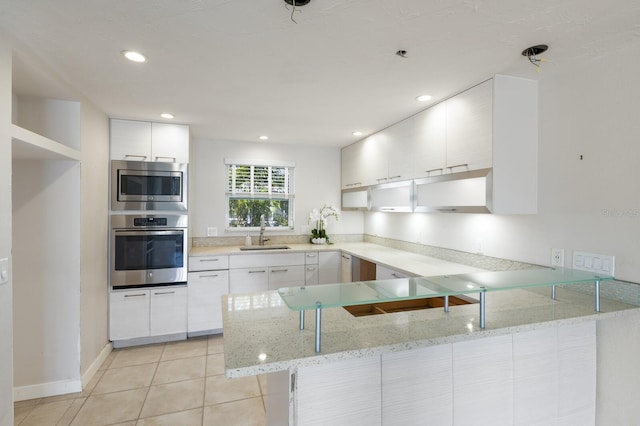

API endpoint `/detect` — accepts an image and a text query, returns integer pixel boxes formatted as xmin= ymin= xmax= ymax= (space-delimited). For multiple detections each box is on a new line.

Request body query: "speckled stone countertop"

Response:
xmin=190 ymin=242 xmax=485 ymax=276
xmin=223 ymin=285 xmax=640 ymax=378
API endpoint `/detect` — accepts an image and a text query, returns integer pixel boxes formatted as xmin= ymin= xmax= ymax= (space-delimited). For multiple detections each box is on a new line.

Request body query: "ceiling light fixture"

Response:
xmin=160 ymin=113 xmax=174 ymax=119
xmin=122 ymin=50 xmax=147 ymax=63
xmin=352 ymin=131 xmax=363 ymax=137
xmin=259 ymin=135 xmax=269 ymax=141
xmin=521 ymin=44 xmax=548 ymax=70
xmin=416 ymin=95 xmax=432 ymax=102
xmin=283 ymin=0 xmax=311 ymax=24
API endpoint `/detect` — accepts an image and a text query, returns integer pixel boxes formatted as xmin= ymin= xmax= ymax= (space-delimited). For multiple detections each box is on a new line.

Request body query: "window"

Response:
xmin=225 ymin=159 xmax=295 ymax=230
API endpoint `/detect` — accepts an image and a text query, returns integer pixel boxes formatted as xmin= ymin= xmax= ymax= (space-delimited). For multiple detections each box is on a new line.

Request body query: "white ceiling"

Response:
xmin=2 ymin=0 xmax=640 ymax=147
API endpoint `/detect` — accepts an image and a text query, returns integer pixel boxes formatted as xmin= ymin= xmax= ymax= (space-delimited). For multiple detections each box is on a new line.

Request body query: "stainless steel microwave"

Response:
xmin=111 ymin=160 xmax=188 ymax=211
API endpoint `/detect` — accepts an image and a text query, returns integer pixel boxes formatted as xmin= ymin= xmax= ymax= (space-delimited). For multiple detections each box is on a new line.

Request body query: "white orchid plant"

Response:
xmin=308 ymin=204 xmax=340 ymax=243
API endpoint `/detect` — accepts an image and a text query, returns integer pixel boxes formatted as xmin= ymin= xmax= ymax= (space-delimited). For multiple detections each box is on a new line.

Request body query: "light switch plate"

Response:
xmin=0 ymin=258 xmax=8 ymax=285
xmin=573 ymin=251 xmax=615 ymax=276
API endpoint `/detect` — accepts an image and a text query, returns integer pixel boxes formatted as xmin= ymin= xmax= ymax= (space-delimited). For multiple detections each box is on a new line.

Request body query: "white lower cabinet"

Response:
xmin=150 ymin=287 xmax=187 ymax=336
xmin=187 ymin=270 xmax=229 ymax=334
xmin=269 ymin=265 xmax=305 ymax=290
xmin=318 ymin=251 xmax=341 ymax=284
xmin=229 ymin=268 xmax=269 ymax=293
xmin=109 ymin=286 xmax=187 ymax=342
xmin=305 ymin=265 xmax=319 ymax=285
xmin=376 ymin=264 xmax=412 ymax=280
xmin=109 ymin=289 xmax=150 ymax=341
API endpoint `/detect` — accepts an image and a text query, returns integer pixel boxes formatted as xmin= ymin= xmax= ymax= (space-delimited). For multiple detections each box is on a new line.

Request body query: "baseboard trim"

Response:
xmin=112 ymin=332 xmax=186 ymax=349
xmin=14 ymin=379 xmax=82 ymax=402
xmin=82 ymin=342 xmax=113 ymax=388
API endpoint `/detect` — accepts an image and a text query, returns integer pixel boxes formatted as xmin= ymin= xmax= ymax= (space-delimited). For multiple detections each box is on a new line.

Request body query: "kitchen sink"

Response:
xmin=239 ymin=245 xmax=291 ymax=251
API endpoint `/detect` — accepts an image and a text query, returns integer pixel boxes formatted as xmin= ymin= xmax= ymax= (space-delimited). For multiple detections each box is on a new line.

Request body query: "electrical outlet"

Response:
xmin=551 ymin=248 xmax=565 ymax=267
xmin=207 ymin=227 xmax=217 ymax=237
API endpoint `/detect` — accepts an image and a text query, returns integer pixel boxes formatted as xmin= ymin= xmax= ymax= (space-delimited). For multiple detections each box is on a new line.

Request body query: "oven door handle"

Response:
xmin=113 ymin=230 xmax=185 ymax=236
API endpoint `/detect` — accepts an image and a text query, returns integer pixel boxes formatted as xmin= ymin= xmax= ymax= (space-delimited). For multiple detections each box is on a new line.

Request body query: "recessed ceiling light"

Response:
xmin=160 ymin=113 xmax=174 ymax=119
xmin=122 ymin=50 xmax=147 ymax=63
xmin=416 ymin=95 xmax=433 ymax=102
xmin=259 ymin=135 xmax=269 ymax=140
xmin=352 ymin=131 xmax=363 ymax=137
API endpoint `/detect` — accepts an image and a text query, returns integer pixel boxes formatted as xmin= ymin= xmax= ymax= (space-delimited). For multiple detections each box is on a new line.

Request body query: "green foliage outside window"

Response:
xmin=226 ymin=162 xmax=294 ymax=229
xmin=228 ymin=199 xmax=289 ymax=228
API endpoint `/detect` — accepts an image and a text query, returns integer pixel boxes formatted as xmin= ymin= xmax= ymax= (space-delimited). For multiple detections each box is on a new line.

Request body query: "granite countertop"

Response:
xmin=222 ymin=284 xmax=639 ymax=378
xmin=190 ymin=242 xmax=485 ymax=277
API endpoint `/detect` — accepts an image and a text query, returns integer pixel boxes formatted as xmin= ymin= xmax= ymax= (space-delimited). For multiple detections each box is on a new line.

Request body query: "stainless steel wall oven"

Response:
xmin=110 ymin=214 xmax=188 ymax=289
xmin=111 ymin=160 xmax=188 ymax=211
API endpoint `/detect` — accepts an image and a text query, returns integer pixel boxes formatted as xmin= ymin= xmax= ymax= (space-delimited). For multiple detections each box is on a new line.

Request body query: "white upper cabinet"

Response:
xmin=151 ymin=122 xmax=190 ymax=163
xmin=110 ymin=118 xmax=189 ymax=163
xmin=342 ymin=119 xmax=414 ymax=189
xmin=412 ymin=102 xmax=446 ymax=179
xmin=341 ymin=142 xmax=366 ymax=189
xmin=385 ymin=119 xmax=414 ymax=183
xmin=445 ymin=80 xmax=493 ymax=173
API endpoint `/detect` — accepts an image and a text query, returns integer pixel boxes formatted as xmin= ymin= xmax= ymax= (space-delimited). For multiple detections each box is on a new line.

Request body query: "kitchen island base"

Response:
xmin=264 ymin=321 xmax=596 ymax=425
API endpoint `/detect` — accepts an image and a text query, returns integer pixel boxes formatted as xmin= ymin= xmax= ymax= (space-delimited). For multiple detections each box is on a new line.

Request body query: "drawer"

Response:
xmin=189 ymin=255 xmax=229 ymax=271
xmin=229 ymin=252 xmax=305 ymax=269
xmin=268 ymin=265 xmax=305 ymax=290
xmin=304 ymin=251 xmax=319 ymax=265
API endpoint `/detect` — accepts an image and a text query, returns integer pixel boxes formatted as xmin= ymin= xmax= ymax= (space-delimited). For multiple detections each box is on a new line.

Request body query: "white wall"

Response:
xmin=364 ymin=43 xmax=640 ymax=283
xmin=190 ymin=138 xmax=363 ymax=239
xmin=12 ymin=160 xmax=81 ymax=393
xmin=79 ymin=101 xmax=109 ymax=382
xmin=0 ymin=36 xmax=14 ymax=426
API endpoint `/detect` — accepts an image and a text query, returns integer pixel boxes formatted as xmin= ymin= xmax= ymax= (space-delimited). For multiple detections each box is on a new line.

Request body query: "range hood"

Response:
xmin=413 ymin=168 xmax=493 ymax=213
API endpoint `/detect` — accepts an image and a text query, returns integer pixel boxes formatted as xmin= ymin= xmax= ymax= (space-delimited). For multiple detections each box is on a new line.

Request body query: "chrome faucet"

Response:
xmin=259 ymin=214 xmax=269 ymax=245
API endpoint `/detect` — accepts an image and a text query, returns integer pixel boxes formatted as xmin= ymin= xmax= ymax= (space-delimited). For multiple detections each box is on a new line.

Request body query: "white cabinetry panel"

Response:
xmin=110 ymin=119 xmax=189 ymax=163
xmin=452 ymin=334 xmax=514 ymax=425
xmin=150 ymin=286 xmax=187 ymax=336
xmin=382 ymin=344 xmax=453 ymax=425
xmin=189 ymin=255 xmax=229 ymax=272
xmin=268 ymin=265 xmax=305 ymax=290
xmin=318 ymin=251 xmax=341 ymax=284
xmin=375 ymin=264 xmax=411 ymax=280
xmin=305 ymin=265 xmax=319 ymax=286
xmin=229 ymin=252 xmax=305 ymax=269
xmin=188 ymin=270 xmax=229 ymax=333
xmin=445 ymin=80 xmax=493 ymax=172
xmin=341 ymin=142 xmax=366 ymax=189
xmin=229 ymin=268 xmax=269 ymax=293
xmin=296 ymin=356 xmax=381 ymax=425
xmin=109 ymin=290 xmax=150 ymax=340
xmin=110 ymin=119 xmax=152 ymax=161
xmin=413 ymin=102 xmax=446 ymax=179
xmin=151 ymin=122 xmax=189 ymax=163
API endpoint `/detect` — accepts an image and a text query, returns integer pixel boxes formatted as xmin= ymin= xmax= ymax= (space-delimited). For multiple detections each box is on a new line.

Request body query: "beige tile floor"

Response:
xmin=13 ymin=335 xmax=268 ymax=426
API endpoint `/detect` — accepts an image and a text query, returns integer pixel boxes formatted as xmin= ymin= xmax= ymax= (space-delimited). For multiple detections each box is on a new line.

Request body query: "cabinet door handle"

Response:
xmin=426 ymin=168 xmax=443 ymax=174
xmin=341 ymin=255 xmax=350 ymax=260
xmin=389 ymin=175 xmax=402 ymax=180
xmin=200 ymin=258 xmax=219 ymax=262
xmin=124 ymin=154 xmax=148 ymax=160
xmin=199 ymin=274 xmax=219 ymax=278
xmin=307 ymin=266 xmax=317 ymax=271
xmin=124 ymin=293 xmax=147 ymax=298
xmin=376 ymin=177 xmax=389 ymax=182
xmin=391 ymin=273 xmax=402 ymax=278
xmin=271 ymin=269 xmax=288 ymax=273
xmin=345 ymin=182 xmax=362 ymax=187
xmin=380 ymin=208 xmax=396 ymax=211
xmin=249 ymin=270 xmax=266 ymax=274
xmin=153 ymin=291 xmax=175 ymax=295
xmin=155 ymin=156 xmax=176 ymax=162
xmin=447 ymin=163 xmax=469 ymax=170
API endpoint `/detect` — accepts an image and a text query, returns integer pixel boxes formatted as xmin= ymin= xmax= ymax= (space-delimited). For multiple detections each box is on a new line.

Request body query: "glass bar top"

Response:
xmin=277 ymin=268 xmax=614 ymax=311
